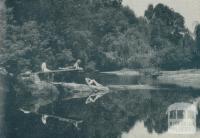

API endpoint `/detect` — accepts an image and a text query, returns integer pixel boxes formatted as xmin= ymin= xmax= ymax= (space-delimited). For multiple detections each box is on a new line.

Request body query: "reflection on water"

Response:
xmin=122 ymin=121 xmax=200 ymax=138
xmin=11 ymin=72 xmax=200 ymax=138
xmin=166 ymin=102 xmax=197 ymax=134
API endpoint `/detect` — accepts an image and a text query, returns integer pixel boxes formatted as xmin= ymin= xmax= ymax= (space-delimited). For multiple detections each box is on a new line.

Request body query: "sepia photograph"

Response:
xmin=0 ymin=0 xmax=200 ymax=138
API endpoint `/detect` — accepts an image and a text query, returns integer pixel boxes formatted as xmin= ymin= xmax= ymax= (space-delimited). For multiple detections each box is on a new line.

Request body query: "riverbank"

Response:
xmin=102 ymin=68 xmax=200 ymax=89
xmin=158 ymin=69 xmax=200 ymax=89
xmin=101 ymin=68 xmax=140 ymax=76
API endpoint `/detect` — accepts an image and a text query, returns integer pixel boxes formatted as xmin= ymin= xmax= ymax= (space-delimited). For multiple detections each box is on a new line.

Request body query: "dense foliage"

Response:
xmin=2 ymin=0 xmax=199 ymax=74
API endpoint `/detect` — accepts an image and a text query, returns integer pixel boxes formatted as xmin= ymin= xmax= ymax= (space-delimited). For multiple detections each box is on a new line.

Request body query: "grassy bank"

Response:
xmin=158 ymin=69 xmax=200 ymax=89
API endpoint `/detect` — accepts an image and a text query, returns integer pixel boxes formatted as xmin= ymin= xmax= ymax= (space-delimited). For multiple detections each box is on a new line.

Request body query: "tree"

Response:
xmin=3 ymin=0 xmax=197 ymax=73
xmin=195 ymin=24 xmax=200 ymax=49
xmin=144 ymin=4 xmax=154 ymax=21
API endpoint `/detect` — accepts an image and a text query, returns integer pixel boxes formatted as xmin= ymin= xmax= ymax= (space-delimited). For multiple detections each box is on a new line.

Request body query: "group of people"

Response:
xmin=40 ymin=59 xmax=108 ymax=105
xmin=41 ymin=59 xmax=82 ymax=72
xmin=41 ymin=59 xmax=101 ymax=87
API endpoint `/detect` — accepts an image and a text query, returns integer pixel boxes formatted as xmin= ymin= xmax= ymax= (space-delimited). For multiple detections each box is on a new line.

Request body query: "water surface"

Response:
xmin=12 ymin=72 xmax=200 ymax=138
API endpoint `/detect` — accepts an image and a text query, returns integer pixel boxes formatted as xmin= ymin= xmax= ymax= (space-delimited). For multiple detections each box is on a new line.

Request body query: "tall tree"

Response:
xmin=195 ymin=24 xmax=200 ymax=48
xmin=144 ymin=4 xmax=154 ymax=21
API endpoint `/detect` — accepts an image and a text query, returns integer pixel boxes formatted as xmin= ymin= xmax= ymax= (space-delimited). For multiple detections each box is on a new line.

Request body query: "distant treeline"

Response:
xmin=2 ymin=0 xmax=200 ymax=74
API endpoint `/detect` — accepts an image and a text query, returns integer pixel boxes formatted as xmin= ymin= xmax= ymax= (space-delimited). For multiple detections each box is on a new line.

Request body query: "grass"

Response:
xmin=158 ymin=69 xmax=200 ymax=89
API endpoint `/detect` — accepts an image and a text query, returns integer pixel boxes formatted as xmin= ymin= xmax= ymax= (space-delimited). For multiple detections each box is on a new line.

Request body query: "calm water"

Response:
xmin=9 ymin=72 xmax=200 ymax=138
